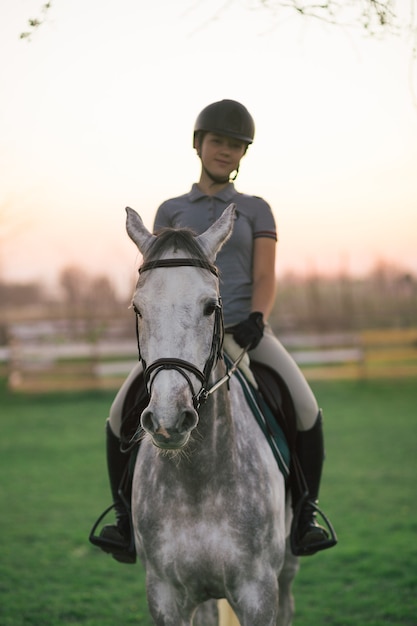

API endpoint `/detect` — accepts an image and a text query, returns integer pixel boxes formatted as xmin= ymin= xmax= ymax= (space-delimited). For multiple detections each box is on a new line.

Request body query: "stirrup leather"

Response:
xmin=290 ymin=493 xmax=337 ymax=556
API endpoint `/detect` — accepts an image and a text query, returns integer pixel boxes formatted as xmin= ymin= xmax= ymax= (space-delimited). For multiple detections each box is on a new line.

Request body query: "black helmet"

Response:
xmin=193 ymin=99 xmax=255 ymax=147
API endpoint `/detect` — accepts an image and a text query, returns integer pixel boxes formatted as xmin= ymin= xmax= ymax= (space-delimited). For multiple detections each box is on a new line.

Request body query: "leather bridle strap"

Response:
xmin=139 ymin=258 xmax=218 ymax=277
xmin=144 ymin=359 xmax=205 ymax=385
xmin=135 ymin=256 xmax=224 ymax=410
xmin=144 ymin=359 xmax=207 ymax=411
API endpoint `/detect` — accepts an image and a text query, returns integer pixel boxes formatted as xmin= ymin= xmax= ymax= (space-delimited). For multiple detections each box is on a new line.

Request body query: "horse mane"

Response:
xmin=145 ymin=227 xmax=208 ymax=264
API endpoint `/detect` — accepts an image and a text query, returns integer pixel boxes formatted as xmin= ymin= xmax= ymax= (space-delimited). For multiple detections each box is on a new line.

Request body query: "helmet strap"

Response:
xmin=230 ymin=166 xmax=239 ymax=181
xmin=201 ymin=163 xmax=240 ymax=185
xmin=202 ymin=164 xmax=232 ymax=185
xmin=195 ymin=131 xmax=243 ymax=184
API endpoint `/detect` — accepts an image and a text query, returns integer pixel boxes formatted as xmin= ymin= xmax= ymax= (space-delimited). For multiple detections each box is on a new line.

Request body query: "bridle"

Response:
xmin=134 ymin=257 xmax=229 ymax=411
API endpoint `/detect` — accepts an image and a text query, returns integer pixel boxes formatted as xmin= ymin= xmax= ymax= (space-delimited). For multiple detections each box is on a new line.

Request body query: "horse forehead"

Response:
xmin=141 ymin=264 xmax=216 ymax=302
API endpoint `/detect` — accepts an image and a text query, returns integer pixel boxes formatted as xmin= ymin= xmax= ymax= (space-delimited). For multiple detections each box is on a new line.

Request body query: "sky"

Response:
xmin=1 ymin=0 xmax=417 ymax=297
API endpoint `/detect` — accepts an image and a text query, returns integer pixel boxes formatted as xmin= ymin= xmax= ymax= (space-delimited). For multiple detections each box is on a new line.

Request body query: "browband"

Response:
xmin=139 ymin=258 xmax=218 ymax=277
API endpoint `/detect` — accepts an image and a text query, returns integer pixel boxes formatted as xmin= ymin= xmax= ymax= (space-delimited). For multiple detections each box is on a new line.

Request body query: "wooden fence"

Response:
xmin=2 ymin=327 xmax=417 ymax=392
xmin=282 ymin=328 xmax=417 ymax=380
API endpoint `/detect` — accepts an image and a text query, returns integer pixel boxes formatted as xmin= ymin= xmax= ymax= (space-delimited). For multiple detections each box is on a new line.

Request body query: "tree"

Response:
xmin=59 ymin=266 xmax=118 ymax=315
xmin=20 ymin=2 xmax=52 ymax=40
xmin=0 ymin=201 xmax=30 ymax=280
xmin=59 ymin=266 xmax=88 ymax=309
xmin=254 ymin=0 xmax=409 ymax=36
xmin=59 ymin=265 xmax=120 ymax=339
xmin=19 ymin=0 xmax=417 ymax=45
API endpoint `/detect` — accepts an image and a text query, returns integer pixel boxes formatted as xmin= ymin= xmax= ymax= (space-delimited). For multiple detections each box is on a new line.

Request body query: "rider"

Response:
xmin=92 ymin=99 xmax=336 ymax=563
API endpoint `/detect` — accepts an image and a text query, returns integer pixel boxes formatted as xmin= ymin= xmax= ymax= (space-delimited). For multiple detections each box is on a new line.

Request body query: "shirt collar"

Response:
xmin=188 ymin=182 xmax=237 ymax=203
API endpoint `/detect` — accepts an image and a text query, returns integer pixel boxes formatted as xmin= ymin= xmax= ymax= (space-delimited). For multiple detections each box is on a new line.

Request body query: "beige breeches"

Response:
xmin=249 ymin=325 xmax=319 ymax=431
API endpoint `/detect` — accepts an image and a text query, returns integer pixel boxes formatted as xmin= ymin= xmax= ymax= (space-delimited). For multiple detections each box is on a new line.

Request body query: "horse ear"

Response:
xmin=196 ymin=203 xmax=236 ymax=262
xmin=125 ymin=207 xmax=156 ymax=254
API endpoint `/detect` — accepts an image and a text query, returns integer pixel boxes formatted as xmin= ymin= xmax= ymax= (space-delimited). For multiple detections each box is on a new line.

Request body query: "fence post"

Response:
xmin=8 ymin=335 xmax=23 ymax=390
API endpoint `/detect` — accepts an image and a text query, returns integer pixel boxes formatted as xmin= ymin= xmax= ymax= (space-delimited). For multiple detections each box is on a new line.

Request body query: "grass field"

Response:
xmin=0 ymin=377 xmax=416 ymax=626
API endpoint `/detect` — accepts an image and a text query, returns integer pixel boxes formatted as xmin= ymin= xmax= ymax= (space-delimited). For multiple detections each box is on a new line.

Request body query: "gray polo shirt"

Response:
xmin=153 ymin=183 xmax=277 ymax=326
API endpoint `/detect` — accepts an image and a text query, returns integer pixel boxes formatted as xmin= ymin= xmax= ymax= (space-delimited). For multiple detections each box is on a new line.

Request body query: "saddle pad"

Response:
xmin=226 ymin=355 xmax=290 ymax=480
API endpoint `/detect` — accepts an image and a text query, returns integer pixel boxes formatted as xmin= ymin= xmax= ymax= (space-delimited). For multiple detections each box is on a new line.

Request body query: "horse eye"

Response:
xmin=204 ymin=301 xmax=217 ymax=316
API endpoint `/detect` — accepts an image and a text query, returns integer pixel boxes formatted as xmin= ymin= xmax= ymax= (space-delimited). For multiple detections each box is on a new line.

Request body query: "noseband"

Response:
xmin=135 ymin=258 xmax=224 ymax=410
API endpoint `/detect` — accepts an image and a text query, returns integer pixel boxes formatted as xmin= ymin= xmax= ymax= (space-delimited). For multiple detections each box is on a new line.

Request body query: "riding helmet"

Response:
xmin=193 ymin=99 xmax=255 ymax=147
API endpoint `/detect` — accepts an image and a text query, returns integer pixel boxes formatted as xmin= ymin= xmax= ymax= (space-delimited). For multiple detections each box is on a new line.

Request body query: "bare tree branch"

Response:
xmin=251 ymin=0 xmax=407 ymax=35
xmin=19 ymin=1 xmax=416 ymax=44
xmin=17 ymin=0 xmax=417 ymax=97
xmin=20 ymin=2 xmax=53 ymax=41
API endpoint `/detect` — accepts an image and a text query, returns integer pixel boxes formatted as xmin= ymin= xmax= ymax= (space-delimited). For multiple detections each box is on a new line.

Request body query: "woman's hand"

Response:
xmin=231 ymin=312 xmax=264 ymax=350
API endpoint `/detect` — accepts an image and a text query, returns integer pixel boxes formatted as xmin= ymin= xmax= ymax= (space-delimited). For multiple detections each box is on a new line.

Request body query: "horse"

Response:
xmin=125 ymin=203 xmax=299 ymax=626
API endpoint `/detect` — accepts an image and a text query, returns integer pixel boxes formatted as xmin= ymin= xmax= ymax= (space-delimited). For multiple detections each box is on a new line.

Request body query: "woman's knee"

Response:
xmin=107 ymin=363 xmax=143 ymax=438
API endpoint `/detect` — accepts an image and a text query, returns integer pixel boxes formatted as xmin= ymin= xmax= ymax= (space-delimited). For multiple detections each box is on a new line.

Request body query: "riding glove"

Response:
xmin=231 ymin=312 xmax=264 ymax=350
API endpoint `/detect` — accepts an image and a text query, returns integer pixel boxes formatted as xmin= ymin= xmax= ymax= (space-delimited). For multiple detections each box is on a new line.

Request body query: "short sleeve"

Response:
xmin=251 ymin=197 xmax=277 ymax=241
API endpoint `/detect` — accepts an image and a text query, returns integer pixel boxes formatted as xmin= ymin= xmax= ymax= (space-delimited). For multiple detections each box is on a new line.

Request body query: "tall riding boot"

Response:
xmin=94 ymin=420 xmax=136 ymax=564
xmin=290 ymin=410 xmax=337 ymax=556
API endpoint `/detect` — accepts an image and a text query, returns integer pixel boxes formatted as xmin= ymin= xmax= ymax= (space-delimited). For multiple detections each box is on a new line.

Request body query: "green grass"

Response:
xmin=0 ymin=378 xmax=416 ymax=625
xmin=294 ymin=379 xmax=417 ymax=626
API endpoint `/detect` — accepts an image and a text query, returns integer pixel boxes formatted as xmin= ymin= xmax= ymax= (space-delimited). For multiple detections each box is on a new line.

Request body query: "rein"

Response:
xmin=135 ymin=257 xmax=243 ymax=410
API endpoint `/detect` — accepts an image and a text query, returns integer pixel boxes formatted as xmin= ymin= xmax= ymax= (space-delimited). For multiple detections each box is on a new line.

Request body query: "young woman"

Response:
xmin=93 ymin=100 xmax=336 ymax=563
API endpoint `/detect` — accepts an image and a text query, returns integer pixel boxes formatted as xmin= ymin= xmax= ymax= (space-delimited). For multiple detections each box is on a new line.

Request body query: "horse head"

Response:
xmin=125 ymin=203 xmax=235 ymax=450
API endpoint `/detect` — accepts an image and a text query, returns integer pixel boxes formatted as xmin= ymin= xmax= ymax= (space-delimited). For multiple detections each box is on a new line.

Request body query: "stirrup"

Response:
xmin=290 ymin=494 xmax=337 ymax=557
xmin=89 ymin=503 xmax=136 ymax=564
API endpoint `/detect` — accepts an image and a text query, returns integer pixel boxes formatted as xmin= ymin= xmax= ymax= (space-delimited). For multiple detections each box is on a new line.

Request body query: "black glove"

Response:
xmin=231 ymin=312 xmax=264 ymax=350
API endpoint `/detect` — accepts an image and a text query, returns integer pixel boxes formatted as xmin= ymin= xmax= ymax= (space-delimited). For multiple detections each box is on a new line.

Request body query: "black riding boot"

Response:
xmin=290 ymin=410 xmax=337 ymax=556
xmin=92 ymin=420 xmax=136 ymax=564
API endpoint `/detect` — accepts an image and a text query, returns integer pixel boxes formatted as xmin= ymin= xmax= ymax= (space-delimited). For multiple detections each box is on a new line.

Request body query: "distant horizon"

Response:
xmin=2 ymin=252 xmax=415 ymax=302
xmin=1 ymin=1 xmax=416 ymax=299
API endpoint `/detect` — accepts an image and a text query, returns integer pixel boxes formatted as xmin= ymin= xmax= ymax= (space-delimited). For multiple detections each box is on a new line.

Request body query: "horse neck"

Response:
xmin=191 ymin=364 xmax=236 ymax=469
xmin=148 ymin=365 xmax=238 ymax=501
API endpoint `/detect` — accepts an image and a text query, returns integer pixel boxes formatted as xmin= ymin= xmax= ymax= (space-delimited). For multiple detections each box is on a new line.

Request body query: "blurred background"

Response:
xmin=1 ymin=7 xmax=416 ymax=625
xmin=1 ymin=0 xmax=417 ymax=389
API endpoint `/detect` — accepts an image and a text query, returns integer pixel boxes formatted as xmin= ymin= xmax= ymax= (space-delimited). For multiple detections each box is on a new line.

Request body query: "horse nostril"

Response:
xmin=141 ymin=407 xmax=198 ymax=438
xmin=178 ymin=409 xmax=199 ymax=433
xmin=141 ymin=409 xmax=157 ymax=434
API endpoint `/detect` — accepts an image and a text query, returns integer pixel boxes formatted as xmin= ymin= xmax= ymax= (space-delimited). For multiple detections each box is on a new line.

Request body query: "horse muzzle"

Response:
xmin=141 ymin=406 xmax=199 ymax=450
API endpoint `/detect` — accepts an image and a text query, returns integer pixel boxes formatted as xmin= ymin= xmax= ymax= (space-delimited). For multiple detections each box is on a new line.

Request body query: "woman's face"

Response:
xmin=199 ymin=132 xmax=247 ymax=180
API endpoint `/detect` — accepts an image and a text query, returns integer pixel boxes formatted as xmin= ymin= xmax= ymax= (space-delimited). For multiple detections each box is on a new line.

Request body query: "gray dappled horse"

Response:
xmin=125 ymin=204 xmax=299 ymax=626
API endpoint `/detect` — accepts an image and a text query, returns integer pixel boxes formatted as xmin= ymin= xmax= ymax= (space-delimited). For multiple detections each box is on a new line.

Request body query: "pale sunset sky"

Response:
xmin=1 ymin=0 xmax=416 ymax=296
